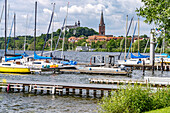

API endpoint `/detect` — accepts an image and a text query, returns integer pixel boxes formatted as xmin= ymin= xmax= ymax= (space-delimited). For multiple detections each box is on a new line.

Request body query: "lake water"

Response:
xmin=0 ymin=50 xmax=169 ymax=112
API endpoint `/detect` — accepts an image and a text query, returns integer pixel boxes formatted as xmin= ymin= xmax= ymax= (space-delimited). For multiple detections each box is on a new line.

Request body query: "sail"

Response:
xmin=5 ymin=56 xmax=23 ymax=62
xmin=34 ymin=52 xmax=52 ymax=60
xmin=138 ymin=51 xmax=150 ymax=58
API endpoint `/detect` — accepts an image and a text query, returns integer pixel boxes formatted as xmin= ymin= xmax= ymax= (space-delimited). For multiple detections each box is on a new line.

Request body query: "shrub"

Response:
xmin=98 ymin=84 xmax=170 ymax=113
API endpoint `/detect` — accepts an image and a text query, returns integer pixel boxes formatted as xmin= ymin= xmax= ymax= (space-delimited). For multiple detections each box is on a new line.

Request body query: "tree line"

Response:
xmin=0 ymin=27 xmax=169 ymax=53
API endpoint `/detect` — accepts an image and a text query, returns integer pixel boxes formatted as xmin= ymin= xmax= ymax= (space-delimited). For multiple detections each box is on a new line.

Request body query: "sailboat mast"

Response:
xmin=24 ymin=14 xmax=28 ymax=52
xmin=138 ymin=18 xmax=140 ymax=52
xmin=5 ymin=0 xmax=7 ymax=56
xmin=61 ymin=2 xmax=69 ymax=58
xmin=51 ymin=3 xmax=55 ymax=52
xmin=14 ymin=13 xmax=16 ymax=54
xmin=34 ymin=1 xmax=37 ymax=52
xmin=0 ymin=5 xmax=4 ymax=23
xmin=124 ymin=15 xmax=128 ymax=60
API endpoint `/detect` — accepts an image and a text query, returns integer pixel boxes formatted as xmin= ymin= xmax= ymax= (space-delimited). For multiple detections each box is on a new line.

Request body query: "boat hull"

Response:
xmin=0 ymin=67 xmax=31 ymax=73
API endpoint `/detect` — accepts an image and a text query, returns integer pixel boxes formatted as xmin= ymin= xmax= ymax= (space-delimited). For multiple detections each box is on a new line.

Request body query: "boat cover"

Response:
xmin=138 ymin=51 xmax=150 ymax=58
xmin=131 ymin=51 xmax=150 ymax=59
xmin=5 ymin=56 xmax=23 ymax=62
xmin=15 ymin=52 xmax=29 ymax=57
xmin=60 ymin=60 xmax=77 ymax=65
xmin=34 ymin=52 xmax=52 ymax=60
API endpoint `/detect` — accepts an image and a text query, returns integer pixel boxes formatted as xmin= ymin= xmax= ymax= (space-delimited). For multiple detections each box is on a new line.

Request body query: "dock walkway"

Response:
xmin=0 ymin=80 xmax=118 ymax=97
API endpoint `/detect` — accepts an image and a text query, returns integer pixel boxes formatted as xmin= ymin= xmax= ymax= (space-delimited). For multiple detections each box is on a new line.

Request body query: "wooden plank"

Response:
xmin=60 ymin=69 xmax=129 ymax=75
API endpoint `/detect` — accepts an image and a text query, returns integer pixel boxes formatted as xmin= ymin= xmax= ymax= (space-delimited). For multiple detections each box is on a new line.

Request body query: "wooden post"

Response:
xmin=86 ymin=89 xmax=89 ymax=97
xmin=34 ymin=86 xmax=37 ymax=94
xmin=161 ymin=58 xmax=164 ymax=73
xmin=94 ymin=57 xmax=96 ymax=63
xmin=41 ymin=87 xmax=43 ymax=94
xmin=22 ymin=85 xmax=25 ymax=92
xmin=79 ymin=89 xmax=82 ymax=96
xmin=108 ymin=91 xmax=111 ymax=96
xmin=72 ymin=88 xmax=75 ymax=95
xmin=93 ymin=90 xmax=96 ymax=97
xmin=102 ymin=56 xmax=104 ymax=63
xmin=29 ymin=85 xmax=32 ymax=92
xmin=66 ymin=88 xmax=69 ymax=95
xmin=47 ymin=87 xmax=50 ymax=94
xmin=101 ymin=90 xmax=104 ymax=97
xmin=51 ymin=86 xmax=55 ymax=94
xmin=143 ymin=60 xmax=145 ymax=76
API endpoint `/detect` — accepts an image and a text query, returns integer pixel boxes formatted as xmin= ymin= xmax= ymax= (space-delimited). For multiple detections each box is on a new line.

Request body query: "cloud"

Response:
xmin=43 ymin=8 xmax=52 ymax=14
xmin=0 ymin=0 xmax=152 ymax=37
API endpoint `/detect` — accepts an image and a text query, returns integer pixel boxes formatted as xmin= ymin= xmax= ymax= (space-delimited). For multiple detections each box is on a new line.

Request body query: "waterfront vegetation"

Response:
xmin=0 ymin=27 xmax=169 ymax=53
xmin=98 ymin=84 xmax=170 ymax=113
xmin=145 ymin=106 xmax=170 ymax=113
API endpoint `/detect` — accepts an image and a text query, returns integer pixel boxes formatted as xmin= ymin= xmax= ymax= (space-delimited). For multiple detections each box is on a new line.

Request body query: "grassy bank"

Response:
xmin=145 ymin=106 xmax=170 ymax=113
xmin=98 ymin=84 xmax=170 ymax=113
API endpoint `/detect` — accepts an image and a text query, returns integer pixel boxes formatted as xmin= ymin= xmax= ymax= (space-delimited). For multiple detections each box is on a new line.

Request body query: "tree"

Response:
xmin=136 ymin=0 xmax=170 ymax=38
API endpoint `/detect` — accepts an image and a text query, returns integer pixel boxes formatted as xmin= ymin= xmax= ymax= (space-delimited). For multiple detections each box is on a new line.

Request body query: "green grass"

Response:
xmin=98 ymin=84 xmax=170 ymax=113
xmin=145 ymin=106 xmax=170 ymax=113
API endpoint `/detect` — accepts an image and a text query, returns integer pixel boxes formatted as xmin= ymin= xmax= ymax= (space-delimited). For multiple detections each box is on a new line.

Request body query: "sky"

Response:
xmin=0 ymin=0 xmax=154 ymax=37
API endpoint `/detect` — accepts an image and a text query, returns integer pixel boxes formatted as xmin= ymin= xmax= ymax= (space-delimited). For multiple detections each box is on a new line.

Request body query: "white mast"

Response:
xmin=61 ymin=2 xmax=69 ymax=58
xmin=124 ymin=15 xmax=128 ymax=59
xmin=24 ymin=14 xmax=28 ymax=52
xmin=51 ymin=3 xmax=55 ymax=52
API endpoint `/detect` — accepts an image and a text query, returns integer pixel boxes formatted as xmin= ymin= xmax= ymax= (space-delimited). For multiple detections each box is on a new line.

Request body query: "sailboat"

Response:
xmin=0 ymin=0 xmax=31 ymax=73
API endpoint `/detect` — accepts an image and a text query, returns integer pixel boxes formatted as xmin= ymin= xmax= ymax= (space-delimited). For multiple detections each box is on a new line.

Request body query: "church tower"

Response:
xmin=99 ymin=10 xmax=105 ymax=35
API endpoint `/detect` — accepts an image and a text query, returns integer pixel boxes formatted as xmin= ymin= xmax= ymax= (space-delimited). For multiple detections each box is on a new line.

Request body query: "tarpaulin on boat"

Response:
xmin=15 ymin=52 xmax=29 ymax=57
xmin=5 ymin=56 xmax=23 ymax=62
xmin=60 ymin=60 xmax=77 ymax=65
xmin=131 ymin=53 xmax=143 ymax=58
xmin=138 ymin=51 xmax=150 ymax=58
xmin=34 ymin=52 xmax=52 ymax=60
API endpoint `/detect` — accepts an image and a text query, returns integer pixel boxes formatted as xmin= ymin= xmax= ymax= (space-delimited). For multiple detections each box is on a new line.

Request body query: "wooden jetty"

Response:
xmin=59 ymin=69 xmax=131 ymax=76
xmin=0 ymin=80 xmax=119 ymax=97
xmin=124 ymin=64 xmax=170 ymax=71
xmin=89 ymin=77 xmax=170 ymax=87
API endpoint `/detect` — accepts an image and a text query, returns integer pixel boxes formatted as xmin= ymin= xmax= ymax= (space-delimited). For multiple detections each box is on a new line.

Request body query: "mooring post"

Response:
xmin=72 ymin=88 xmax=75 ymax=95
xmin=101 ymin=90 xmax=104 ymax=97
xmin=47 ymin=87 xmax=50 ymax=94
xmin=79 ymin=89 xmax=82 ymax=96
xmin=143 ymin=60 xmax=145 ymax=76
xmin=86 ymin=89 xmax=89 ymax=97
xmin=64 ymin=55 xmax=65 ymax=61
xmin=93 ymin=90 xmax=96 ymax=97
xmin=34 ymin=85 xmax=37 ymax=94
xmin=29 ymin=85 xmax=32 ymax=92
xmin=150 ymin=29 xmax=156 ymax=75
xmin=41 ymin=87 xmax=43 ymax=94
xmin=102 ymin=56 xmax=104 ymax=63
xmin=94 ymin=57 xmax=96 ymax=63
xmin=161 ymin=58 xmax=164 ymax=73
xmin=52 ymin=86 xmax=55 ymax=94
xmin=22 ymin=85 xmax=25 ymax=92
xmin=66 ymin=88 xmax=69 ymax=95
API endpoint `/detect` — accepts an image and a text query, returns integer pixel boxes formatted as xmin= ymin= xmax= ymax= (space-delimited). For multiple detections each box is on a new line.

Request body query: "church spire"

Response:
xmin=100 ymin=10 xmax=104 ymax=26
xmin=99 ymin=10 xmax=105 ymax=35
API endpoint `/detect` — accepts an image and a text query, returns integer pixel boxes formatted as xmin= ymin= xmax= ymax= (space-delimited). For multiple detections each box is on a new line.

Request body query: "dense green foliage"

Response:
xmin=98 ymin=84 xmax=170 ymax=113
xmin=145 ymin=106 xmax=170 ymax=113
xmin=136 ymin=0 xmax=170 ymax=38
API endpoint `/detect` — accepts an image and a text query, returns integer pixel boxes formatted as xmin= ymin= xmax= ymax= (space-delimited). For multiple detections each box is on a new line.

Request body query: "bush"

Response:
xmin=98 ymin=84 xmax=170 ymax=113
